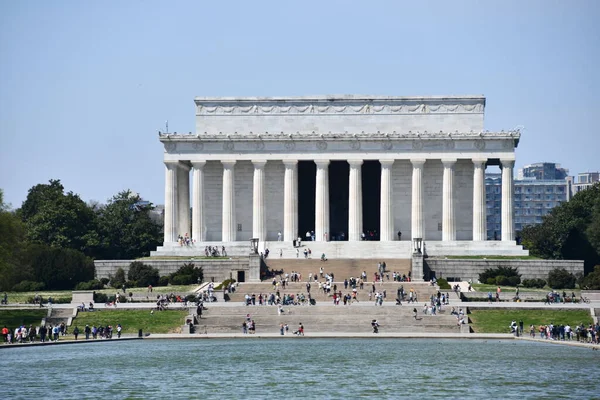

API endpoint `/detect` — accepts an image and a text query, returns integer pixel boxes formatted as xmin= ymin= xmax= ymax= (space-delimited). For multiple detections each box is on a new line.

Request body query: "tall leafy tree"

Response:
xmin=18 ymin=179 xmax=99 ymax=255
xmin=96 ymin=190 xmax=162 ymax=259
xmin=0 ymin=189 xmax=30 ymax=290
xmin=521 ymin=182 xmax=600 ymax=274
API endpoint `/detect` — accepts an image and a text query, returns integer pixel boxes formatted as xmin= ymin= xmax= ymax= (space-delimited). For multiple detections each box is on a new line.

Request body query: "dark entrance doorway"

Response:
xmin=329 ymin=161 xmax=349 ymax=240
xmin=362 ymin=160 xmax=381 ymax=240
xmin=298 ymin=161 xmax=316 ymax=240
xmin=237 ymin=270 xmax=246 ymax=283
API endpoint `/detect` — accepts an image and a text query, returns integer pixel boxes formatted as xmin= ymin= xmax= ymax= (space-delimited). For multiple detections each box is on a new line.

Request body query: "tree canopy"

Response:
xmin=521 ymin=182 xmax=600 ymax=274
xmin=0 ymin=181 xmax=163 ymax=291
xmin=95 ymin=190 xmax=163 ymax=259
xmin=19 ymin=179 xmax=99 ymax=254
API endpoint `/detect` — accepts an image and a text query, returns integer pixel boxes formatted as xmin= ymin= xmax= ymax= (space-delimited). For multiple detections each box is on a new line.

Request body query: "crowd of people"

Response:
xmin=1 ymin=321 xmax=123 ymax=344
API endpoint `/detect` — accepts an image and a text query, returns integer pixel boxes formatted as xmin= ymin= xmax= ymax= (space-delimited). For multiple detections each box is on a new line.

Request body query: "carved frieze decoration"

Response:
xmin=381 ymin=141 xmax=393 ymax=150
xmin=197 ymin=102 xmax=484 ymax=116
xmin=316 ymin=141 xmax=328 ymax=150
xmin=445 ymin=141 xmax=455 ymax=150
xmin=474 ymin=141 xmax=486 ymax=150
xmin=165 ymin=142 xmax=176 ymax=152
xmin=350 ymin=141 xmax=361 ymax=150
xmin=223 ymin=142 xmax=234 ymax=150
xmin=412 ymin=140 xmax=423 ymax=150
xmin=284 ymin=141 xmax=296 ymax=150
xmin=193 ymin=142 xmax=204 ymax=150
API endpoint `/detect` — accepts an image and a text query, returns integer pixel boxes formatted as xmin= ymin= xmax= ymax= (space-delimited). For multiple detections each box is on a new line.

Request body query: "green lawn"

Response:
xmin=72 ymin=309 xmax=188 ymax=334
xmin=0 ymin=310 xmax=46 ymax=329
xmin=469 ymin=309 xmax=592 ymax=333
xmin=2 ymin=284 xmax=199 ymax=304
xmin=444 ymin=255 xmax=539 ymax=260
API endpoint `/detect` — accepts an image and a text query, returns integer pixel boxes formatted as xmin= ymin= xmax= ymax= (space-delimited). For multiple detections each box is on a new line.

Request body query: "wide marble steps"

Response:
xmin=196 ymin=304 xmax=462 ymax=334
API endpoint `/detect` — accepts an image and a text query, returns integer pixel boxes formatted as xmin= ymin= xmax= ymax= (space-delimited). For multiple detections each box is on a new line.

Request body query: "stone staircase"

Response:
xmin=228 ymin=281 xmax=441 ymax=304
xmin=195 ymin=304 xmax=461 ymax=334
xmin=44 ymin=308 xmax=74 ymax=327
xmin=263 ymin=258 xmax=412 ymax=281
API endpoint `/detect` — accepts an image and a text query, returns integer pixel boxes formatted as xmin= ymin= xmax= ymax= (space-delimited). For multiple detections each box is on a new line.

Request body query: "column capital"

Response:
xmin=251 ymin=160 xmax=267 ymax=168
xmin=472 ymin=158 xmax=487 ymax=167
xmin=221 ymin=160 xmax=236 ymax=168
xmin=164 ymin=160 xmax=180 ymax=170
xmin=177 ymin=162 xmax=191 ymax=172
xmin=314 ymin=160 xmax=330 ymax=168
xmin=283 ymin=159 xmax=298 ymax=167
xmin=191 ymin=161 xmax=206 ymax=169
xmin=380 ymin=160 xmax=395 ymax=167
xmin=441 ymin=158 xmax=457 ymax=167
xmin=500 ymin=159 xmax=515 ymax=168
xmin=348 ymin=159 xmax=364 ymax=167
xmin=410 ymin=159 xmax=426 ymax=167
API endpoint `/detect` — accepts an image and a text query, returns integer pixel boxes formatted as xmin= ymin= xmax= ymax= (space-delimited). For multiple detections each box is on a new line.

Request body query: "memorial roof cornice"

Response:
xmin=159 ymin=130 xmax=520 ymax=143
xmin=194 ymin=94 xmax=486 ymax=102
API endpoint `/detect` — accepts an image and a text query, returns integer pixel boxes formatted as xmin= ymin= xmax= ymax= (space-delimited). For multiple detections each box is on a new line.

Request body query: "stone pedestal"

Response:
xmin=248 ymin=254 xmax=261 ymax=282
xmin=411 ymin=252 xmax=424 ymax=282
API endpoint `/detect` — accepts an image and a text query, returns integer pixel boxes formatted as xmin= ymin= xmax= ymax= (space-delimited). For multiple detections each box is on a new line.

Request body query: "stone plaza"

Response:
xmin=152 ymin=95 xmax=527 ymax=259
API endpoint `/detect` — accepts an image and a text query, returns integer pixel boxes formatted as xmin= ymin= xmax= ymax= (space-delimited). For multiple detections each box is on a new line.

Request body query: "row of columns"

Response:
xmin=164 ymin=159 xmax=515 ymax=244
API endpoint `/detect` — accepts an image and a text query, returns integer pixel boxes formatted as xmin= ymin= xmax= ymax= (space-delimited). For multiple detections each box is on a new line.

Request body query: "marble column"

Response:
xmin=380 ymin=160 xmax=394 ymax=241
xmin=191 ymin=161 xmax=206 ymax=242
xmin=177 ymin=163 xmax=191 ymax=238
xmin=411 ymin=159 xmax=426 ymax=240
xmin=442 ymin=159 xmax=457 ymax=241
xmin=315 ymin=160 xmax=330 ymax=242
xmin=283 ymin=160 xmax=298 ymax=241
xmin=221 ymin=160 xmax=236 ymax=242
xmin=501 ymin=159 xmax=515 ymax=241
xmin=348 ymin=160 xmax=363 ymax=241
xmin=163 ymin=161 xmax=179 ymax=243
xmin=472 ymin=158 xmax=487 ymax=241
xmin=252 ymin=160 xmax=267 ymax=242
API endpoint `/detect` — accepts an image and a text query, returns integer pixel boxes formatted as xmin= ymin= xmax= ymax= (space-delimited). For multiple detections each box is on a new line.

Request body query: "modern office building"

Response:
xmin=517 ymin=162 xmax=569 ymax=180
xmin=486 ymin=172 xmax=568 ymax=239
xmin=568 ymin=172 xmax=600 ymax=198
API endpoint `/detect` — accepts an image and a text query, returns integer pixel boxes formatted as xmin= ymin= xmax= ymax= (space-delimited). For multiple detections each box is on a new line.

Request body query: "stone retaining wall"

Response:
xmin=425 ymin=258 xmax=584 ymax=281
xmin=94 ymin=258 xmax=254 ymax=282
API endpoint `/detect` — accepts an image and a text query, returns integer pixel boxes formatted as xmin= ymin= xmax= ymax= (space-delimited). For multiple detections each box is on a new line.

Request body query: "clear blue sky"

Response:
xmin=1 ymin=0 xmax=598 ymax=208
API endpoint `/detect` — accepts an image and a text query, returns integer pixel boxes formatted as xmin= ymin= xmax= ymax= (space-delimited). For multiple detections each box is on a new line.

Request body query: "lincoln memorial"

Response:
xmin=152 ymin=95 xmax=528 ymax=258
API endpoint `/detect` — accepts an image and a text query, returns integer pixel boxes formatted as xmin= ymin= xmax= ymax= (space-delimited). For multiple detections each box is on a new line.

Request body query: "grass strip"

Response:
xmin=469 ymin=309 xmax=592 ymax=333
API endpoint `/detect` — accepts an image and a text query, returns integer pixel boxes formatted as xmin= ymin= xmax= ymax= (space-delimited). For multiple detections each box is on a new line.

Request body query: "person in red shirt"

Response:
xmin=1 ymin=326 xmax=8 ymax=342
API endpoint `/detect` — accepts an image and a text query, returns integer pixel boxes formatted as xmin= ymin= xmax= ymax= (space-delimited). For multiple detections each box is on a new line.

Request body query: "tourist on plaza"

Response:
xmin=371 ymin=319 xmax=380 ymax=334
xmin=73 ymin=326 xmax=80 ymax=340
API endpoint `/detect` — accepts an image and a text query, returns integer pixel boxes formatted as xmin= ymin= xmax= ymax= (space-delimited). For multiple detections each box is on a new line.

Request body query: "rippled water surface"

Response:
xmin=1 ymin=339 xmax=599 ymax=399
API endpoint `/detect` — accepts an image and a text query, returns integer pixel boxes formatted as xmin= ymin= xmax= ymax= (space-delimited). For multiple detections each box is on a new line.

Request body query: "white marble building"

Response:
xmin=153 ymin=95 xmax=527 ymax=257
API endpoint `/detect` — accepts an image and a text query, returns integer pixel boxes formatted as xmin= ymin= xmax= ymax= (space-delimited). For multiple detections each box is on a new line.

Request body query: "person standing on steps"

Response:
xmin=413 ymin=308 xmax=418 ymax=319
xmin=371 ymin=319 xmax=379 ymax=333
xmin=278 ymin=231 xmax=282 ymax=241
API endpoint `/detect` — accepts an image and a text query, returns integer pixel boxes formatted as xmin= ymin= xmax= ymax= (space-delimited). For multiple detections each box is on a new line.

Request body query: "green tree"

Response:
xmin=521 ymin=183 xmax=600 ymax=274
xmin=170 ymin=263 xmax=204 ymax=285
xmin=0 ymin=189 xmax=29 ymax=291
xmin=582 ymin=265 xmax=600 ymax=289
xmin=110 ymin=267 xmax=127 ymax=289
xmin=547 ymin=268 xmax=576 ymax=289
xmin=127 ymin=261 xmax=159 ymax=287
xmin=95 ymin=190 xmax=162 ymax=259
xmin=20 ymin=243 xmax=95 ymax=290
xmin=18 ymin=180 xmax=99 ymax=255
